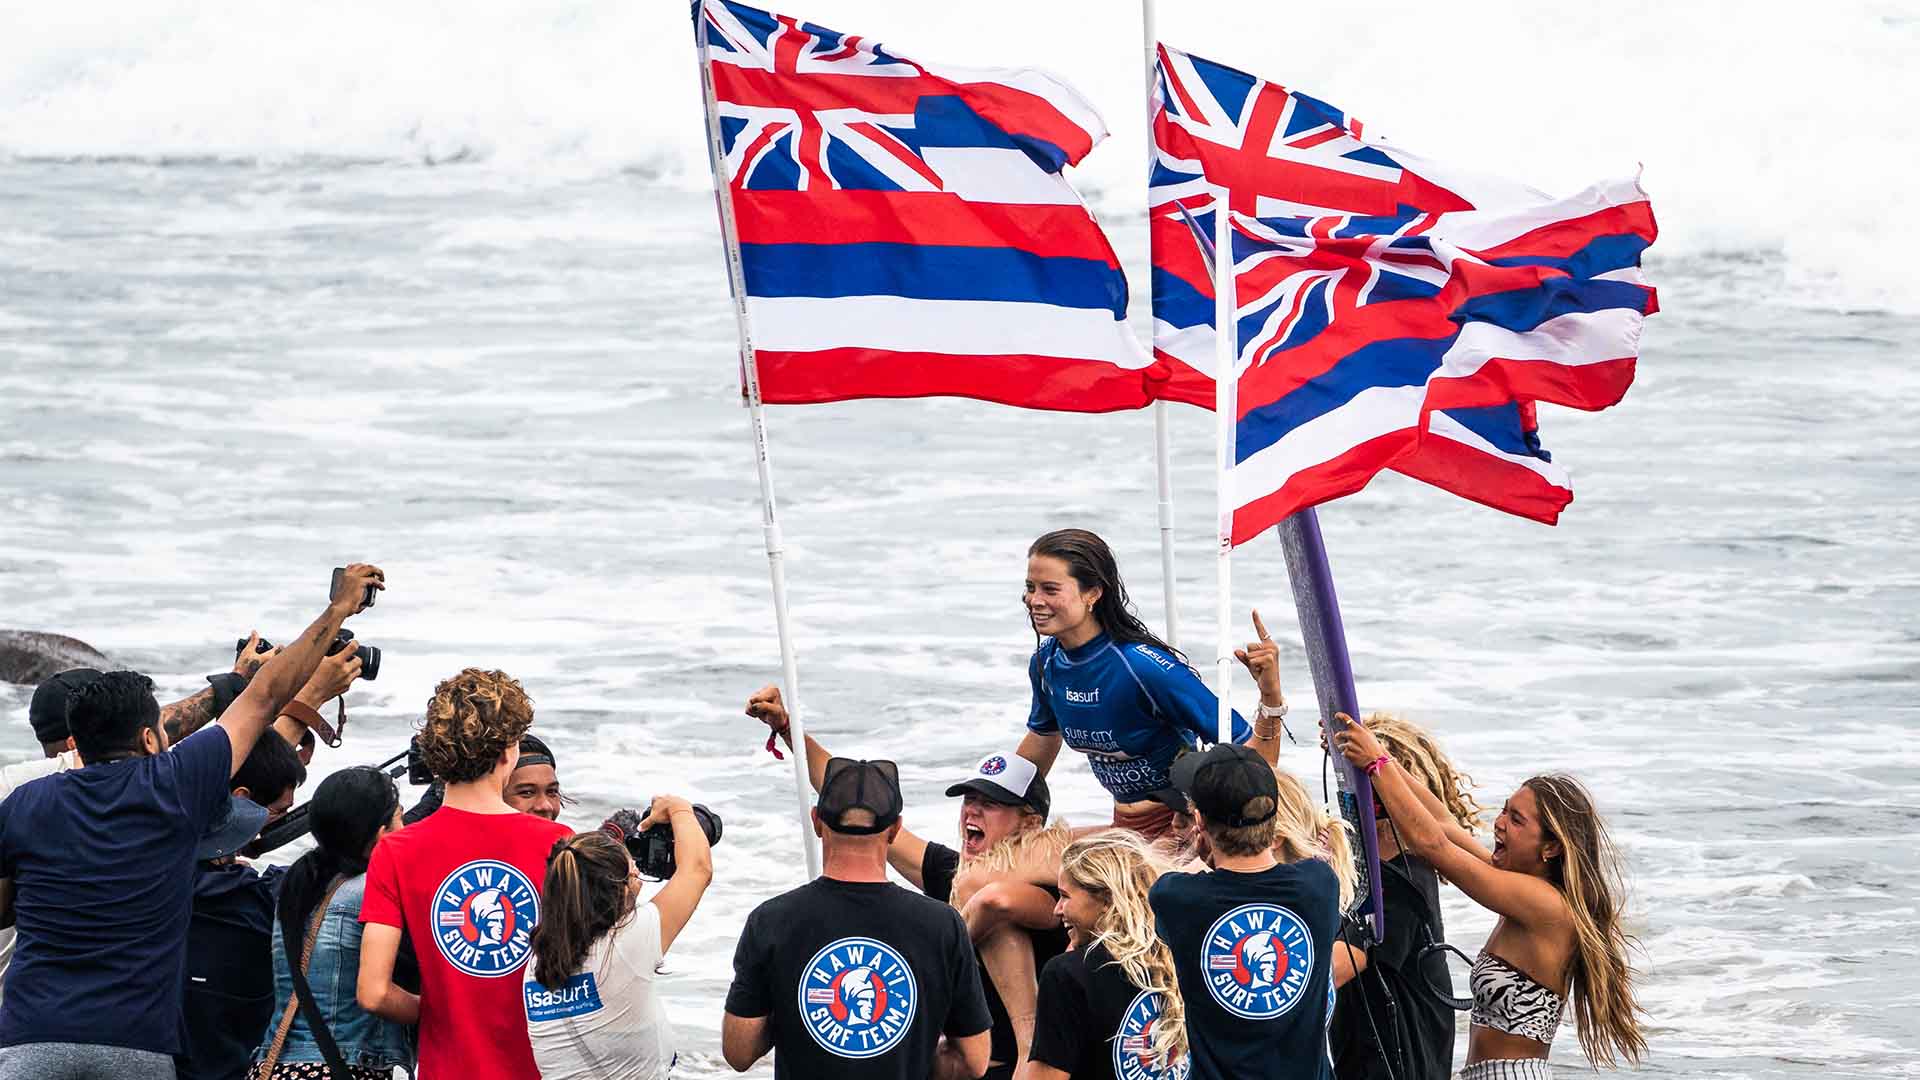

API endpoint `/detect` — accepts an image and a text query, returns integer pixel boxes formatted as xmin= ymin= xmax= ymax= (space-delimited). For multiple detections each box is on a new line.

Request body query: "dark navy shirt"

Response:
xmin=0 ymin=726 xmax=233 ymax=1054
xmin=1149 ymin=860 xmax=1340 ymax=1080
xmin=1027 ymin=633 xmax=1251 ymax=801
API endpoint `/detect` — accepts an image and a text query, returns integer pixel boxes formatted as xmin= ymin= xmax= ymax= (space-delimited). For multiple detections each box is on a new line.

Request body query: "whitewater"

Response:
xmin=2 ymin=1 xmax=1918 ymax=1078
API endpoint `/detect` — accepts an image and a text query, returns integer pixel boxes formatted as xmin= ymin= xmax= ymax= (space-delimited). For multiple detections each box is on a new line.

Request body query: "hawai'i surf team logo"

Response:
xmin=433 ymin=859 xmax=540 ymax=978
xmin=980 ymin=756 xmax=1007 ymax=775
xmin=1200 ymin=903 xmax=1315 ymax=1019
xmin=1113 ymin=989 xmax=1191 ymax=1080
xmin=798 ymin=937 xmax=918 ymax=1059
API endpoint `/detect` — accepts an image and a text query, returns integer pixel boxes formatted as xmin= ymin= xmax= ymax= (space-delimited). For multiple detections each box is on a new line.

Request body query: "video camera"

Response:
xmin=603 ymin=803 xmax=724 ymax=880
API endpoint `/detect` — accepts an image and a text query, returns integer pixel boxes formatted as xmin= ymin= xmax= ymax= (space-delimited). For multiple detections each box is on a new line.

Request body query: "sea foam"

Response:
xmin=1 ymin=0 xmax=1915 ymax=311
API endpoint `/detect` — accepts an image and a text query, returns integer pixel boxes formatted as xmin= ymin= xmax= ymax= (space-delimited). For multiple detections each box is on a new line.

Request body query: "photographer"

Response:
xmin=356 ymin=668 xmax=571 ymax=1080
xmin=523 ymin=795 xmax=714 ymax=1080
xmin=0 ymin=563 xmax=384 ymax=1079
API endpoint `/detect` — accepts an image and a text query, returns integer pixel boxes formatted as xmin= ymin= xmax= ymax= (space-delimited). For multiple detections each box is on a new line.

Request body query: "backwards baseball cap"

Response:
xmin=817 ymin=757 xmax=904 ymax=835
xmin=28 ymin=668 xmax=102 ymax=744
xmin=195 ymin=794 xmax=272 ymax=862
xmin=516 ymin=734 xmax=557 ymax=771
xmin=1170 ymin=744 xmax=1278 ymax=828
xmin=944 ymin=752 xmax=1050 ymax=820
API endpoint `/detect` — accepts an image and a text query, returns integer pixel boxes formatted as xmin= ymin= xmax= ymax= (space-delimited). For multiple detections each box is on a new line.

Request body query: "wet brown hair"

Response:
xmin=1028 ymin=529 xmax=1183 ymax=662
xmin=416 ymin=668 xmax=535 ymax=784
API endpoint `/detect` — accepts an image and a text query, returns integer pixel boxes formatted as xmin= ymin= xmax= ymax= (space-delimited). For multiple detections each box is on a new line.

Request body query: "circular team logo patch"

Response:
xmin=797 ymin=937 xmax=918 ymax=1059
xmin=1113 ymin=989 xmax=1191 ymax=1080
xmin=433 ymin=859 xmax=540 ymax=978
xmin=980 ymin=756 xmax=1007 ymax=775
xmin=1200 ymin=903 xmax=1315 ymax=1019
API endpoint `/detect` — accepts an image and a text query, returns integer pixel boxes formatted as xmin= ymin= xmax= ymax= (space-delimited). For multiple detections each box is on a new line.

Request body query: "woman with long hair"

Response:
xmin=1334 ymin=716 xmax=1647 ymax=1078
xmin=251 ymin=767 xmax=411 ymax=1080
xmin=1018 ymin=830 xmax=1188 ymax=1080
xmin=1016 ymin=528 xmax=1287 ymax=839
xmin=523 ymin=796 xmax=713 ymax=1080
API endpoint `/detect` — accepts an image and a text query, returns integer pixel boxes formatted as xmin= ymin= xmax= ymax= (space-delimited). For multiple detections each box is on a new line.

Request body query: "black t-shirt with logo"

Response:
xmin=1148 ymin=860 xmax=1340 ymax=1080
xmin=922 ymin=840 xmax=1071 ymax=1069
xmin=1329 ymin=854 xmax=1455 ymax=1080
xmin=726 ymin=876 xmax=993 ymax=1080
xmin=1029 ymin=941 xmax=1191 ymax=1080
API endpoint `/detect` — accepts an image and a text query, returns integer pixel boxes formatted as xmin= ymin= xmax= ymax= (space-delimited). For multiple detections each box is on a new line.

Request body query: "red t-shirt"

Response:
xmin=362 ymin=806 xmax=571 ymax=1080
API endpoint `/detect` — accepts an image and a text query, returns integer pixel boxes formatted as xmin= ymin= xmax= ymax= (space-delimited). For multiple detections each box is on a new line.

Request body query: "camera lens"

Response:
xmin=357 ymin=644 xmax=382 ymax=682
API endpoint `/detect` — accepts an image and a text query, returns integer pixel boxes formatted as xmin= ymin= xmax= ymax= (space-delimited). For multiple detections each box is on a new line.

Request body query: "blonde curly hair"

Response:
xmin=1365 ymin=712 xmax=1485 ymax=832
xmin=417 ymin=668 xmax=535 ymax=783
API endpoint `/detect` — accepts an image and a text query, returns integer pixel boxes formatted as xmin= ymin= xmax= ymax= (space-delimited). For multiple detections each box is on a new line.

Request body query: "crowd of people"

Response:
xmin=0 ymin=533 xmax=1649 ymax=1080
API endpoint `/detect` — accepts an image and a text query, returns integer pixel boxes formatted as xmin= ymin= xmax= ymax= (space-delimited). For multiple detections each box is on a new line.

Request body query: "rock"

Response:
xmin=0 ymin=631 xmax=113 ymax=686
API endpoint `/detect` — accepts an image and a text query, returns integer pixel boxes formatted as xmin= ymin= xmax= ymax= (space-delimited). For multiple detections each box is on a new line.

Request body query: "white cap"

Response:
xmin=944 ymin=752 xmax=1050 ymax=817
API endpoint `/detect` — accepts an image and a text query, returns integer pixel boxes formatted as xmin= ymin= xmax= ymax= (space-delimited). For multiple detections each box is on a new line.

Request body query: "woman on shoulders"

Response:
xmin=523 ymin=796 xmax=714 ymax=1080
xmin=1335 ymin=717 xmax=1646 ymax=1078
xmin=251 ymin=767 xmax=413 ymax=1080
xmin=1019 ymin=830 xmax=1187 ymax=1080
xmin=1016 ymin=528 xmax=1287 ymax=840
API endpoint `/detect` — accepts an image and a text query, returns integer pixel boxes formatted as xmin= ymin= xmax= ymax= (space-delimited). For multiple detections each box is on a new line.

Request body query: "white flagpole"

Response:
xmin=1141 ymin=0 xmax=1180 ymax=652
xmin=695 ymin=7 xmax=821 ymax=879
xmin=1212 ymin=204 xmax=1236 ymax=746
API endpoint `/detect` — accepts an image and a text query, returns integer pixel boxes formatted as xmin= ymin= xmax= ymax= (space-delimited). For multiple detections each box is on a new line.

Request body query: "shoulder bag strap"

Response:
xmin=257 ymin=875 xmax=349 ymax=1075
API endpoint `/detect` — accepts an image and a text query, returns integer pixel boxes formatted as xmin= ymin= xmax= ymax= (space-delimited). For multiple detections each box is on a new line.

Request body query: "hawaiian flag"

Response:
xmin=698 ymin=0 xmax=1154 ymax=412
xmin=1148 ymin=45 xmax=1657 ymax=541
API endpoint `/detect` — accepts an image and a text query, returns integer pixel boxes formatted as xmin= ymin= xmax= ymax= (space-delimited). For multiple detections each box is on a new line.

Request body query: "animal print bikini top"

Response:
xmin=1470 ymin=951 xmax=1565 ymax=1045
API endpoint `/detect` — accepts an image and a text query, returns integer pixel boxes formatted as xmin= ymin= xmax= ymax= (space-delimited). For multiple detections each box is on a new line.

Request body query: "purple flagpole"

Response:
xmin=1275 ymin=509 xmax=1387 ymax=941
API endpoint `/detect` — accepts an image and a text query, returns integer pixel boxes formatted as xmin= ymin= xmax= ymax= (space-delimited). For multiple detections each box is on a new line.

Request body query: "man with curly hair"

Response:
xmin=356 ymin=668 xmax=570 ymax=1080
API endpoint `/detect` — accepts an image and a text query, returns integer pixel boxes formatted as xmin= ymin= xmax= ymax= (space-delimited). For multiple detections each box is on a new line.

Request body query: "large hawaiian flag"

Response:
xmin=1148 ymin=44 xmax=1658 ymax=541
xmin=698 ymin=0 xmax=1156 ymax=412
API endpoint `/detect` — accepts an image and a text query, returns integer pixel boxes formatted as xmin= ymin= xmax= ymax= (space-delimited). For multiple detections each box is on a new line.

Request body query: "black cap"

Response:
xmin=818 ymin=757 xmax=903 ymax=835
xmin=517 ymin=734 xmax=557 ymax=771
xmin=1170 ymin=744 xmax=1278 ymax=827
xmin=944 ymin=752 xmax=1051 ymax=819
xmin=29 ymin=668 xmax=102 ymax=744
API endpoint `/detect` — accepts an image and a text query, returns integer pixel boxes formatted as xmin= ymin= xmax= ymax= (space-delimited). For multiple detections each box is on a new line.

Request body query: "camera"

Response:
xmin=233 ymin=629 xmax=381 ymax=681
xmin=604 ymin=802 xmax=723 ymax=880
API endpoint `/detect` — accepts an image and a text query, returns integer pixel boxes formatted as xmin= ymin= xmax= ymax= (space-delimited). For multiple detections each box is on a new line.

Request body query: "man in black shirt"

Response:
xmin=747 ymin=687 xmax=1069 ymax=1078
xmin=723 ymin=757 xmax=993 ymax=1079
xmin=1149 ymin=745 xmax=1341 ymax=1080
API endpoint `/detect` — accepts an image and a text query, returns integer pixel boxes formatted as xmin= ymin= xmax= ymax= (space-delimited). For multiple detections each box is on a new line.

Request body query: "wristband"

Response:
xmin=1256 ymin=700 xmax=1288 ymax=721
xmin=1364 ymin=755 xmax=1389 ymax=778
xmin=204 ymin=673 xmax=248 ymax=718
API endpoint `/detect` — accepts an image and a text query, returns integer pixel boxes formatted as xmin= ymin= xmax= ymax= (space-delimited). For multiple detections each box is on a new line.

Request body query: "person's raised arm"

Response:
xmin=1334 ymin=715 xmax=1563 ymax=929
xmin=638 ymin=795 xmax=714 ymax=955
xmin=218 ymin=564 xmax=383 ymax=776
xmin=747 ymin=684 xmax=931 ymax=882
xmin=355 ymin=922 xmax=420 ymax=1024
xmin=1233 ymin=609 xmax=1287 ymax=766
xmin=272 ymin=645 xmax=362 ymax=750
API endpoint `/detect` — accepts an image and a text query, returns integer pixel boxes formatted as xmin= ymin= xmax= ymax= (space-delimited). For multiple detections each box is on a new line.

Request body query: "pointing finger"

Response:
xmin=1251 ymin=609 xmax=1272 ymax=642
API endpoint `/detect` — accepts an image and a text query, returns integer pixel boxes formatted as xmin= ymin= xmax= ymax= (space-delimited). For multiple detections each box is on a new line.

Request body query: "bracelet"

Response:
xmin=1256 ymin=700 xmax=1288 ymax=720
xmin=1364 ymin=755 xmax=1389 ymax=778
xmin=1253 ymin=719 xmax=1284 ymax=740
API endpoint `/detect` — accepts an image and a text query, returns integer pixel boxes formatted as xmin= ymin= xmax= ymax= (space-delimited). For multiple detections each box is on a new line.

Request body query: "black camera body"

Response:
xmin=606 ymin=803 xmax=723 ymax=880
xmin=233 ymin=629 xmax=381 ymax=681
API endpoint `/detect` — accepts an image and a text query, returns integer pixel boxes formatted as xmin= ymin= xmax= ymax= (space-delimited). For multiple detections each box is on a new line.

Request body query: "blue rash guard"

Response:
xmin=1027 ymin=632 xmax=1252 ymax=802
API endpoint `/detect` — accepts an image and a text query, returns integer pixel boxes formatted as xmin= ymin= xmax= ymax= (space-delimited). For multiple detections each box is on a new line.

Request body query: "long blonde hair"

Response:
xmin=1525 ymin=774 xmax=1647 ymax=1067
xmin=1365 ymin=712 xmax=1485 ymax=832
xmin=1270 ymin=768 xmax=1357 ymax=910
xmin=1060 ymin=831 xmax=1187 ymax=1071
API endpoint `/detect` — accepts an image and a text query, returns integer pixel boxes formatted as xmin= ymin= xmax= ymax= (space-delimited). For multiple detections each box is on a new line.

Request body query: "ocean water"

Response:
xmin=2 ymin=2 xmax=1919 ymax=1078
